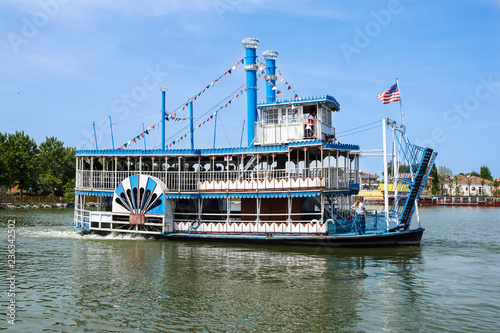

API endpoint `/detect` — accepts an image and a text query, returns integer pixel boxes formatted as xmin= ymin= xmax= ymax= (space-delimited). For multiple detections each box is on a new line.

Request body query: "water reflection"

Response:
xmin=67 ymin=240 xmax=425 ymax=332
xmin=9 ymin=207 xmax=499 ymax=331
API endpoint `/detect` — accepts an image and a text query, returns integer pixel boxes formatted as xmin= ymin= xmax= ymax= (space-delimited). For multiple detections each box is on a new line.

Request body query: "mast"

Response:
xmin=240 ymin=119 xmax=245 ymax=148
xmin=396 ymin=78 xmax=421 ymax=227
xmin=382 ymin=118 xmax=389 ymax=229
xmin=161 ymin=88 xmax=168 ymax=150
xmin=213 ymin=111 xmax=217 ymax=149
xmin=109 ymin=116 xmax=115 ymax=150
xmin=392 ymin=124 xmax=399 ymax=214
xmin=93 ymin=121 xmax=98 ymax=150
xmin=189 ymin=100 xmax=194 ymax=149
xmin=395 ymin=78 xmax=406 ymax=132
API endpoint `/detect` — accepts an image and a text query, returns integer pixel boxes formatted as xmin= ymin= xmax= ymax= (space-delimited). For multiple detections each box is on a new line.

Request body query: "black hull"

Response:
xmin=163 ymin=228 xmax=425 ymax=248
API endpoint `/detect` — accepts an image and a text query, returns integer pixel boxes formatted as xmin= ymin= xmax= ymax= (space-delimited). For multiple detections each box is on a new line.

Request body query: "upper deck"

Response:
xmin=255 ymin=95 xmax=340 ymax=146
xmin=75 ymin=141 xmax=360 ymax=196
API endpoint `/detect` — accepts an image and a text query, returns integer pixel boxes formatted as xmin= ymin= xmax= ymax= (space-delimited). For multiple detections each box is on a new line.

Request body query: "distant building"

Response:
xmin=443 ymin=175 xmax=494 ymax=196
xmin=359 ymin=172 xmax=379 ymax=190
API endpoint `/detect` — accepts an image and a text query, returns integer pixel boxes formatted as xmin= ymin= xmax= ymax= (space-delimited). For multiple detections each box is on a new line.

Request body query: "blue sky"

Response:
xmin=1 ymin=0 xmax=499 ymax=177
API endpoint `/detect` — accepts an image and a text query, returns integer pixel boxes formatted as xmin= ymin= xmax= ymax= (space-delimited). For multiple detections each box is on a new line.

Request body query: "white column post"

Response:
xmin=178 ymin=156 xmax=181 ymax=192
xmin=90 ymin=157 xmax=94 ymax=190
xmin=336 ymin=150 xmax=339 ymax=188
xmin=383 ymin=118 xmax=389 ymax=229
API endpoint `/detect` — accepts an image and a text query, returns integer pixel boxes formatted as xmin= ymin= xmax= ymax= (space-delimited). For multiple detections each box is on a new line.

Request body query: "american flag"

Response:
xmin=377 ymin=83 xmax=400 ymax=104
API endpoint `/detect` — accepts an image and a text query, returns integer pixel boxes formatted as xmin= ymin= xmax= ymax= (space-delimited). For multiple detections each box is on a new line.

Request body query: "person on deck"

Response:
xmin=351 ymin=196 xmax=366 ymax=234
xmin=306 ymin=113 xmax=315 ymax=138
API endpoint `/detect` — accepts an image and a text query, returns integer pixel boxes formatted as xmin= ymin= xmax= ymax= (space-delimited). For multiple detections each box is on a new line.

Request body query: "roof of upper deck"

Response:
xmin=258 ymin=95 xmax=340 ymax=111
xmin=75 ymin=140 xmax=359 ymax=157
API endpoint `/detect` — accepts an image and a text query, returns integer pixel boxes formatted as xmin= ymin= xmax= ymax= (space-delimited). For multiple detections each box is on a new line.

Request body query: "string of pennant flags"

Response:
xmin=118 ymin=58 xmax=302 ymax=150
xmin=255 ymin=62 xmax=311 ymax=129
xmin=164 ymin=85 xmax=247 ymax=148
xmin=119 ymin=59 xmax=245 ymax=149
xmin=165 ymin=58 xmax=245 ymax=121
xmin=257 ymin=65 xmax=301 ymax=104
xmin=119 ymin=84 xmax=247 ymax=150
xmin=256 ymin=60 xmax=301 ymax=103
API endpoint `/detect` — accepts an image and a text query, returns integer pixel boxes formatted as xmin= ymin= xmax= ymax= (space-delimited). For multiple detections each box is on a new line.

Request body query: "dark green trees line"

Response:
xmin=0 ymin=131 xmax=75 ymax=197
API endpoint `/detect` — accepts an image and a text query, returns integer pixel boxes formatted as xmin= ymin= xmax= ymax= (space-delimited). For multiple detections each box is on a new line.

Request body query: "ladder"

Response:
xmin=238 ymin=155 xmax=257 ymax=181
xmin=391 ymin=148 xmax=434 ymax=231
xmin=243 ymin=155 xmax=257 ymax=171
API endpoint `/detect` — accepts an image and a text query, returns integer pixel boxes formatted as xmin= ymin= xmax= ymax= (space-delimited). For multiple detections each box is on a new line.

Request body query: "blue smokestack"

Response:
xmin=262 ymin=50 xmax=279 ymax=104
xmin=242 ymin=37 xmax=259 ymax=146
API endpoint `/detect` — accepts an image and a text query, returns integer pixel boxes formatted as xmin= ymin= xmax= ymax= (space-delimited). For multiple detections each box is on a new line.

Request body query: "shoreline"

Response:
xmin=0 ymin=202 xmax=98 ymax=210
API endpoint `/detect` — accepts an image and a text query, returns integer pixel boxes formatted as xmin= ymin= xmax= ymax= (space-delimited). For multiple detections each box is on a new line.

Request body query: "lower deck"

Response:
xmin=167 ymin=228 xmax=424 ymax=247
xmin=74 ymin=194 xmax=397 ymax=238
xmin=74 ymin=193 xmax=357 ymax=235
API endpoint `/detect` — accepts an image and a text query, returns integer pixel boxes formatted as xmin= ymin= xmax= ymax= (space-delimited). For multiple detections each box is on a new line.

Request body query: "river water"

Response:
xmin=0 ymin=207 xmax=499 ymax=332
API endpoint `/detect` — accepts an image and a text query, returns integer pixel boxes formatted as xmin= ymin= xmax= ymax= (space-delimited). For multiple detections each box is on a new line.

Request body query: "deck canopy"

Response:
xmin=75 ymin=140 xmax=358 ymax=157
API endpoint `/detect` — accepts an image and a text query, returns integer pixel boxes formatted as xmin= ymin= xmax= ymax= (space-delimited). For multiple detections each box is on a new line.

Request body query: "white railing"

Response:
xmin=254 ymin=118 xmax=336 ymax=145
xmin=76 ymin=166 xmax=353 ymax=192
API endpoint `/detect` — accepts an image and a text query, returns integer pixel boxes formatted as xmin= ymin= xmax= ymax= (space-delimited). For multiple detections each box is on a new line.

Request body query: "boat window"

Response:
xmin=230 ymin=199 xmax=241 ymax=212
xmin=321 ymin=106 xmax=332 ymax=125
xmin=263 ymin=108 xmax=279 ymax=124
xmin=283 ymin=107 xmax=300 ymax=123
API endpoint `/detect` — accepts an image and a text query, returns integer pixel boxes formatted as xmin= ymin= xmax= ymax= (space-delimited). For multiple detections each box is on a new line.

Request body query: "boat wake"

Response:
xmin=16 ymin=227 xmax=152 ymax=241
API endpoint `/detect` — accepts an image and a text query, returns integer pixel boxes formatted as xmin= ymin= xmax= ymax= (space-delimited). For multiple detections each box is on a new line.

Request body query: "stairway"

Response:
xmin=391 ymin=148 xmax=433 ymax=231
xmin=243 ymin=155 xmax=257 ymax=171
xmin=238 ymin=155 xmax=257 ymax=181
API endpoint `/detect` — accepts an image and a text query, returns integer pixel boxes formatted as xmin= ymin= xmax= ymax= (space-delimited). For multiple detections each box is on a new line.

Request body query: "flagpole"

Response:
xmin=189 ymin=100 xmax=194 ymax=150
xmin=109 ymin=116 xmax=115 ymax=150
xmin=395 ymin=78 xmax=406 ymax=132
xmin=382 ymin=118 xmax=389 ymax=230
xmin=240 ymin=119 xmax=245 ymax=148
xmin=213 ymin=111 xmax=218 ymax=149
xmin=396 ymin=78 xmax=421 ymax=227
xmin=93 ymin=122 xmax=98 ymax=150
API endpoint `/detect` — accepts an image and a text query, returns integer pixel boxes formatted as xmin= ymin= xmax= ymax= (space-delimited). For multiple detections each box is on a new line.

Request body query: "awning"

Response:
xmin=164 ymin=193 xmax=199 ymax=199
xmin=236 ymin=191 xmax=321 ymax=199
xmin=76 ymin=190 xmax=113 ymax=197
xmin=200 ymin=193 xmax=227 ymax=199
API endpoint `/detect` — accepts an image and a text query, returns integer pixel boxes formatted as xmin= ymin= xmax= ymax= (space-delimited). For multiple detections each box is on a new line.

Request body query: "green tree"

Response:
xmin=438 ymin=166 xmax=453 ymax=196
xmin=454 ymin=175 xmax=462 ymax=196
xmin=38 ymin=173 xmax=63 ymax=196
xmin=0 ymin=131 xmax=39 ymax=195
xmin=0 ymin=133 xmax=12 ymax=187
xmin=429 ymin=164 xmax=439 ymax=195
xmin=479 ymin=166 xmax=493 ymax=181
xmin=0 ymin=134 xmax=9 ymax=199
xmin=466 ymin=176 xmax=473 ymax=196
xmin=493 ymin=180 xmax=499 ymax=197
xmin=38 ymin=137 xmax=75 ymax=195
xmin=63 ymin=179 xmax=75 ymax=203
